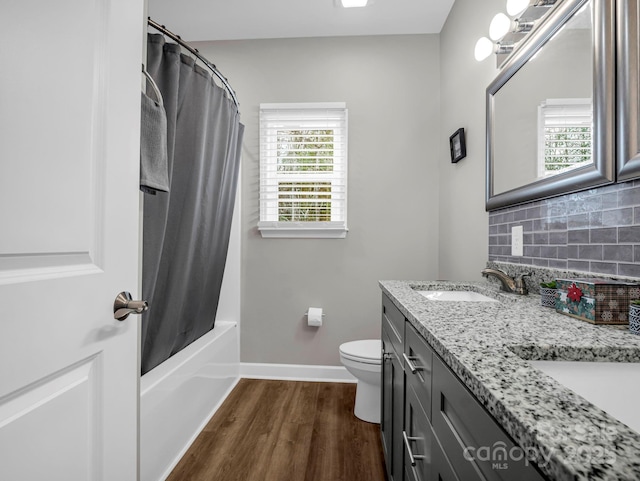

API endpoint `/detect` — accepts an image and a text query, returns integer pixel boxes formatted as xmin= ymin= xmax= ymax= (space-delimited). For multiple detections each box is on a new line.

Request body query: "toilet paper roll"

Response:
xmin=307 ymin=307 xmax=323 ymax=327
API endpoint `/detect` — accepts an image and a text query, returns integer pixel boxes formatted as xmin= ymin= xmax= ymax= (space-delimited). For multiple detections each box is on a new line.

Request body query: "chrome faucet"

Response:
xmin=481 ymin=268 xmax=530 ymax=295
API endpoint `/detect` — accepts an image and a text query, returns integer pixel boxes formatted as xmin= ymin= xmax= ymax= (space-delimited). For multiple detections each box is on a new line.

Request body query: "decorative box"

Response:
xmin=555 ymin=278 xmax=640 ymax=325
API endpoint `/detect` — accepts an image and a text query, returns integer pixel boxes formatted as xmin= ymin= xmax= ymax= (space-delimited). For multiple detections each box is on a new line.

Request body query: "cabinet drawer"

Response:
xmin=382 ymin=294 xmax=404 ymax=355
xmin=432 ymin=356 xmax=545 ymax=481
xmin=404 ymin=321 xmax=433 ymax=421
xmin=404 ymin=384 xmax=432 ymax=481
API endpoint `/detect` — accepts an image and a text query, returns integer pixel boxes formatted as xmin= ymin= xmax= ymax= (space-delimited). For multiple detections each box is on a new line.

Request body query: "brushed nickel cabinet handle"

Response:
xmin=403 ymin=430 xmax=426 ymax=466
xmin=403 ymin=352 xmax=423 ymax=374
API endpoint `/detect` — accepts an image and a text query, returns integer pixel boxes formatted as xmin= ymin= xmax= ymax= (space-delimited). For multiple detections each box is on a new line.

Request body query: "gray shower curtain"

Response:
xmin=141 ymin=33 xmax=244 ymax=375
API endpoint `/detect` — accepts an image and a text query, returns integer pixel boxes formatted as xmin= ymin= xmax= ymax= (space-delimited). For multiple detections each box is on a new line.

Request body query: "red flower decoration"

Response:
xmin=567 ymin=283 xmax=583 ymax=303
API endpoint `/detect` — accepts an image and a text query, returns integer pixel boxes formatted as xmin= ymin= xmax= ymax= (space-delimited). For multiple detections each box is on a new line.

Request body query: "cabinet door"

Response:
xmin=432 ymin=433 xmax=461 ymax=481
xmin=383 ymin=294 xmax=404 ymax=354
xmin=404 ymin=385 xmax=433 ymax=481
xmin=432 ymin=357 xmax=546 ymax=481
xmin=405 ymin=322 xmax=433 ymax=421
xmin=382 ymin=321 xmax=405 ymax=481
xmin=381 ymin=324 xmax=394 ymax=473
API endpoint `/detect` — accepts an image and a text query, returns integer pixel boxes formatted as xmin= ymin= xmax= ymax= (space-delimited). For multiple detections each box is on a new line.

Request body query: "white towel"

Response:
xmin=140 ymin=91 xmax=169 ymax=194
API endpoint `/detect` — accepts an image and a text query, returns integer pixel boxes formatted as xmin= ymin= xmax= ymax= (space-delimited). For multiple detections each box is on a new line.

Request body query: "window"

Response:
xmin=537 ymin=98 xmax=593 ymax=178
xmin=259 ymin=103 xmax=348 ymax=238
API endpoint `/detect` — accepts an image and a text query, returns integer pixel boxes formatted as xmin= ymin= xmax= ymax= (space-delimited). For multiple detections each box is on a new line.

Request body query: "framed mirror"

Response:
xmin=486 ymin=0 xmax=615 ymax=211
xmin=617 ymin=0 xmax=640 ymax=181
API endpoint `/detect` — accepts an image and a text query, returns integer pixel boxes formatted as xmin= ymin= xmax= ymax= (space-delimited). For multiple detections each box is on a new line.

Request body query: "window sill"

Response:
xmin=258 ymin=222 xmax=348 ymax=239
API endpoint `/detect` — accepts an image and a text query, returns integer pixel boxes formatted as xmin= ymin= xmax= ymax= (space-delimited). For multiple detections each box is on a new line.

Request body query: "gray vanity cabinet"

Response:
xmin=381 ymin=294 xmax=547 ymax=481
xmin=381 ymin=295 xmax=405 ymax=481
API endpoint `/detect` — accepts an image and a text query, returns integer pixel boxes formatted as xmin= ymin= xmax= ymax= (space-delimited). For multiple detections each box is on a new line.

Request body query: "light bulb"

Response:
xmin=341 ymin=0 xmax=368 ymax=7
xmin=474 ymin=37 xmax=494 ymax=62
xmin=506 ymin=0 xmax=530 ymax=17
xmin=489 ymin=13 xmax=513 ymax=41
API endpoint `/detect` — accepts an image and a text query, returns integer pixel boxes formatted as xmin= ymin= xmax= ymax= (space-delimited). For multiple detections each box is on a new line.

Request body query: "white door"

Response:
xmin=0 ymin=1 xmax=144 ymax=480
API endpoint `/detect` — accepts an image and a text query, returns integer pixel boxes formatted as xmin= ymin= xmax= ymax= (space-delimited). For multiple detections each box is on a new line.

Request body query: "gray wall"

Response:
xmin=437 ymin=0 xmax=503 ymax=281
xmin=194 ymin=35 xmax=441 ymax=365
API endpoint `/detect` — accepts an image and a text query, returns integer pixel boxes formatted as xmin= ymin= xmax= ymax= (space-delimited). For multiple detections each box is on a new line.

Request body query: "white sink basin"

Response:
xmin=416 ymin=290 xmax=498 ymax=302
xmin=530 ymin=360 xmax=640 ymax=433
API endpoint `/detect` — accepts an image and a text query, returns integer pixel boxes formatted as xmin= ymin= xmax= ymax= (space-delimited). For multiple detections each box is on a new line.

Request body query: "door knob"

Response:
xmin=113 ymin=291 xmax=148 ymax=321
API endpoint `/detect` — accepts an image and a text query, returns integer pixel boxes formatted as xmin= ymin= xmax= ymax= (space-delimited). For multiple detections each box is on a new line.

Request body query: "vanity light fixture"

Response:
xmin=475 ymin=0 xmax=558 ymax=64
xmin=507 ymin=0 xmax=557 ymax=17
xmin=341 ymin=0 xmax=368 ymax=7
xmin=489 ymin=12 xmax=534 ymax=41
xmin=475 ymin=37 xmax=514 ymax=62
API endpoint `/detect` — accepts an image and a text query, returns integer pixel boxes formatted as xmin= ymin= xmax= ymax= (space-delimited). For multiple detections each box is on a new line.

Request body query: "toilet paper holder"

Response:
xmin=306 ymin=307 xmax=325 ymax=327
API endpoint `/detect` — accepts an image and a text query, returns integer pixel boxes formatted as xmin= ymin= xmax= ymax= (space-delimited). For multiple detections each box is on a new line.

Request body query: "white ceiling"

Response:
xmin=147 ymin=0 xmax=456 ymax=42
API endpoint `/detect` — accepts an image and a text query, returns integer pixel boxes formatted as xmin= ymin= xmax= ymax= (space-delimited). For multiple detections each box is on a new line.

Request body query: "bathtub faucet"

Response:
xmin=481 ymin=268 xmax=530 ymax=295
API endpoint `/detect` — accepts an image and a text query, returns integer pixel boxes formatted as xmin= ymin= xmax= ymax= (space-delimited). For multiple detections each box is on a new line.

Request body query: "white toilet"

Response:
xmin=339 ymin=339 xmax=382 ymax=424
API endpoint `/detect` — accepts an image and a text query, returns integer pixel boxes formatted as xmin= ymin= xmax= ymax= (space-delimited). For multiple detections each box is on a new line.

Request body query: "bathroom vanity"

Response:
xmin=380 ymin=280 xmax=640 ymax=481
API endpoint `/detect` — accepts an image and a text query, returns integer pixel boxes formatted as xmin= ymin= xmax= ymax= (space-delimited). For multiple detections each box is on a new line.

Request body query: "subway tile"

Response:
xmin=489 ymin=225 xmax=498 ymax=235
xmin=618 ymin=186 xmax=640 ymax=207
xmin=568 ymin=229 xmax=590 ymax=244
xmin=568 ymin=260 xmax=590 ymax=272
xmin=549 ymin=231 xmax=568 ymax=245
xmin=526 ymin=206 xmax=542 ymax=220
xmin=566 ymin=194 xmax=603 ymax=214
xmin=523 ymin=233 xmax=533 ymax=245
xmin=578 ymin=244 xmax=603 ymax=261
xmin=514 ymin=209 xmax=527 ymax=221
xmin=590 ymin=262 xmax=618 ymax=276
xmin=567 ymin=213 xmax=589 ymax=229
xmin=533 ymin=232 xmax=549 ymax=245
xmin=498 ymin=224 xmax=509 ymax=234
xmin=489 ymin=246 xmax=502 ymax=255
xmin=548 ymin=259 xmax=568 ymax=269
xmin=547 ymin=216 xmax=568 ymax=231
xmin=540 ymin=246 xmax=558 ymax=258
xmin=590 ymin=227 xmax=617 ymax=244
xmin=602 ymin=208 xmax=634 ymax=227
xmin=503 ymin=211 xmax=515 ymax=223
xmin=619 ymin=226 xmax=640 ymax=243
xmin=491 ymin=213 xmax=504 ymax=225
xmin=635 ymin=245 xmax=640 ymax=263
xmin=557 ymin=246 xmax=568 ymax=259
xmin=498 ymin=235 xmax=510 ymax=246
xmin=603 ymin=245 xmax=634 ymax=262
xmin=618 ymin=263 xmax=640 ymax=278
xmin=546 ymin=200 xmax=567 ymax=217
xmin=532 ymin=218 xmax=547 ymax=231
xmin=567 ymin=245 xmax=579 ymax=259
xmin=489 ymin=235 xmax=499 ymax=246
xmin=511 ymin=220 xmax=533 ymax=232
xmin=513 ymin=209 xmax=527 ymax=222
xmin=524 ymin=245 xmax=541 ymax=257
xmin=589 ymin=211 xmax=603 ymax=227
xmin=602 ymin=192 xmax=618 ymax=209
xmin=532 ymin=258 xmax=550 ymax=267
xmin=521 ymin=257 xmax=534 ymax=265
xmin=635 ymin=206 xmax=640 ymax=225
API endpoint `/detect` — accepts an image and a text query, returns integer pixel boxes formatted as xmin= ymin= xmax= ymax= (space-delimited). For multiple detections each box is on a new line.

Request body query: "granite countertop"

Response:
xmin=379 ymin=279 xmax=640 ymax=481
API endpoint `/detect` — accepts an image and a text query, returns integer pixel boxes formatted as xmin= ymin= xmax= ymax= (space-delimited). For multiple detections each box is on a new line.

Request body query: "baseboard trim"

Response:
xmin=240 ymin=362 xmax=356 ymax=383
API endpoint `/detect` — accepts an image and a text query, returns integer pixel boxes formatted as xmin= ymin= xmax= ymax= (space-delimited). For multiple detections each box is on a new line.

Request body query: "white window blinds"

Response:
xmin=259 ymin=103 xmax=348 ymax=238
xmin=537 ymin=98 xmax=593 ymax=178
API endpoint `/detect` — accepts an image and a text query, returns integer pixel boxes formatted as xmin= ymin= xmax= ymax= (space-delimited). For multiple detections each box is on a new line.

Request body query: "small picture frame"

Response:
xmin=449 ymin=128 xmax=466 ymax=163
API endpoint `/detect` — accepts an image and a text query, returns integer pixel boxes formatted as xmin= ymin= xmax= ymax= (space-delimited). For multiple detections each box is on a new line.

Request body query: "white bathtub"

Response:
xmin=140 ymin=321 xmax=240 ymax=481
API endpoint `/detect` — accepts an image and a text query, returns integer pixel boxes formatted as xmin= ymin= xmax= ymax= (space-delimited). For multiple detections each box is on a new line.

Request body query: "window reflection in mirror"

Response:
xmin=492 ymin=3 xmax=593 ymax=196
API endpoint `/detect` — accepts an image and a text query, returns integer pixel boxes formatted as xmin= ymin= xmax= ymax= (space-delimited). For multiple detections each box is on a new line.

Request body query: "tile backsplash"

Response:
xmin=488 ymin=180 xmax=640 ymax=278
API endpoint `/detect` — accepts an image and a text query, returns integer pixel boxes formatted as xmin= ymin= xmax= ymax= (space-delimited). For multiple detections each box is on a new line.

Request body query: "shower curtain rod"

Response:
xmin=147 ymin=17 xmax=239 ymax=108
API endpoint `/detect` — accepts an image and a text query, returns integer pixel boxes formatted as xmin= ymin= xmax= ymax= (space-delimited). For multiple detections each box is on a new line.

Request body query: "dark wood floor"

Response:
xmin=167 ymin=378 xmax=388 ymax=481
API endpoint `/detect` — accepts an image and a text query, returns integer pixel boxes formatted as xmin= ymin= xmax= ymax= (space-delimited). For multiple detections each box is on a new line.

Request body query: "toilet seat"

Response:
xmin=339 ymin=339 xmax=381 ymax=365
